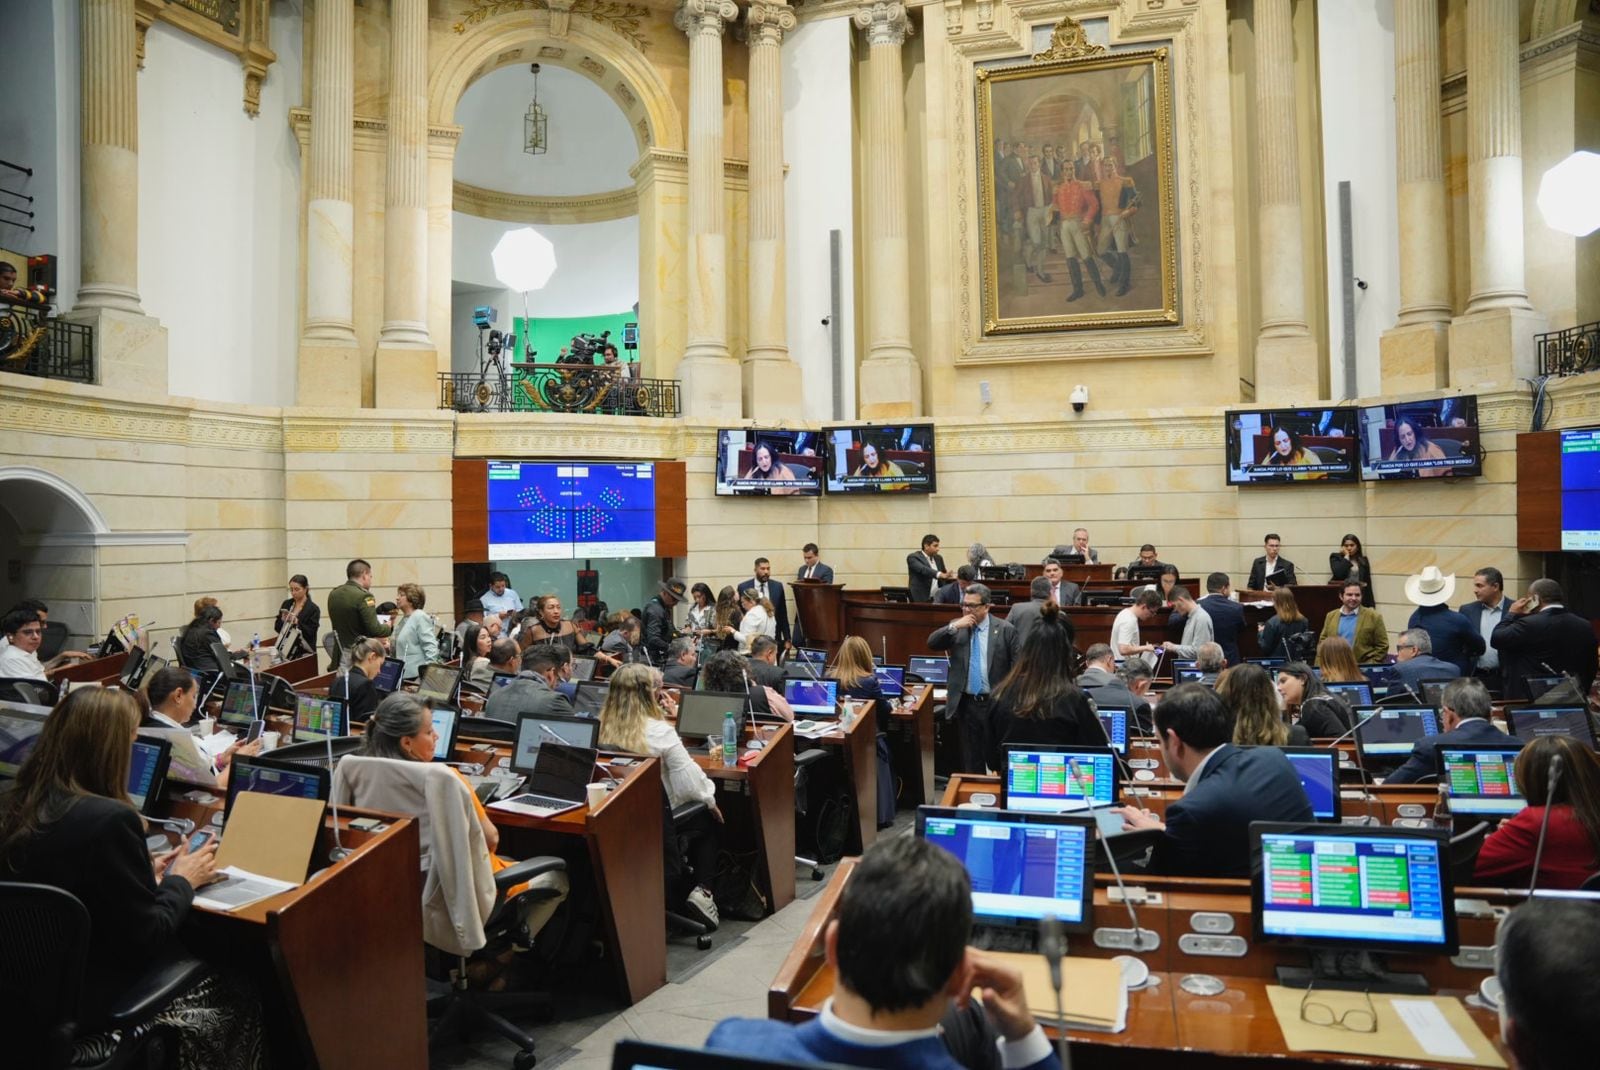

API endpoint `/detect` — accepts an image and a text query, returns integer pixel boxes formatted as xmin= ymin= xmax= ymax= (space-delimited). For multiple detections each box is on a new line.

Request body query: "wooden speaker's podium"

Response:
xmin=791 ymin=581 xmax=845 ymax=647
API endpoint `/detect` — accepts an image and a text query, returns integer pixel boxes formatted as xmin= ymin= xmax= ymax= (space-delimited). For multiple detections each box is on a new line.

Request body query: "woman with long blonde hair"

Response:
xmin=830 ymin=636 xmax=888 ymax=728
xmin=597 ymin=665 xmax=724 ymax=929
xmin=1218 ymin=663 xmax=1307 ymax=747
xmin=1315 ymin=636 xmax=1364 ymax=682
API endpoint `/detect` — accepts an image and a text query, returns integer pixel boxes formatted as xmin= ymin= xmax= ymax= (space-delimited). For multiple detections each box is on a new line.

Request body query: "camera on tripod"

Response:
xmin=564 ymin=329 xmax=612 ymax=364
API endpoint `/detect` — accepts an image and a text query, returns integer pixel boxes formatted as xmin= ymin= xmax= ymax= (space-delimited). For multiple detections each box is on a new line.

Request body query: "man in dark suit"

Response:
xmin=907 ymin=533 xmax=953 ymax=603
xmin=1246 ymin=533 xmax=1298 ymax=590
xmin=1459 ymin=566 xmax=1512 ymax=693
xmin=1004 ymin=578 xmax=1051 ymax=646
xmin=737 ymin=557 xmax=790 ymax=647
xmin=796 ymin=543 xmax=834 ymax=584
xmin=1392 ymin=628 xmax=1463 ymax=694
xmin=1040 ymin=558 xmax=1080 ymax=607
xmin=746 ymin=635 xmax=787 ymax=691
xmin=927 ymin=583 xmax=1019 ymax=774
xmin=1076 ymin=644 xmax=1152 ymax=732
xmin=484 ymin=643 xmax=575 ymax=720
xmin=661 ymin=637 xmax=700 ymax=687
xmin=1070 ymin=528 xmax=1099 ymax=564
xmin=1115 ymin=683 xmax=1313 ymax=878
xmin=1197 ymin=572 xmax=1247 ymax=666
xmin=933 ymin=565 xmax=976 ymax=605
xmin=1384 ymin=677 xmax=1518 ymax=784
xmin=1492 ymin=579 xmax=1599 ymax=701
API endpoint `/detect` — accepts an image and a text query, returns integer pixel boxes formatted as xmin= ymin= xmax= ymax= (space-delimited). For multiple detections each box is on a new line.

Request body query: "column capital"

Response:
xmin=675 ymin=0 xmax=738 ymax=38
xmin=854 ymin=1 xmax=912 ymax=47
xmin=745 ymin=0 xmax=797 ymax=47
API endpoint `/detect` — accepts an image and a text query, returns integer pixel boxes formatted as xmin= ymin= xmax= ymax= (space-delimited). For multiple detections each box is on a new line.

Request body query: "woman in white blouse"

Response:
xmin=736 ymin=588 xmax=775 ymax=653
xmin=597 ymin=664 xmax=724 ymax=930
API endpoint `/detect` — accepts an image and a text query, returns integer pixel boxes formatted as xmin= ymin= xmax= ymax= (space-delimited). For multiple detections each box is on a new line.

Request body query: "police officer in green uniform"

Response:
xmin=326 ymin=558 xmax=391 ymax=668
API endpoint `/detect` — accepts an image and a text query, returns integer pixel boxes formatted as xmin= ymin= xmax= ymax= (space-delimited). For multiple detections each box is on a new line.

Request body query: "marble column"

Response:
xmin=298 ymin=0 xmax=361 ymax=407
xmin=70 ymin=0 xmax=169 ymax=393
xmin=375 ymin=0 xmax=437 ymax=409
xmin=675 ymin=0 xmax=742 ymax=420
xmin=1379 ymin=0 xmax=1450 ymax=393
xmin=1252 ymin=0 xmax=1320 ymax=402
xmin=742 ymin=0 xmax=802 ymax=419
xmin=854 ymin=1 xmax=922 ymax=417
xmin=1448 ymin=0 xmax=1544 ymax=387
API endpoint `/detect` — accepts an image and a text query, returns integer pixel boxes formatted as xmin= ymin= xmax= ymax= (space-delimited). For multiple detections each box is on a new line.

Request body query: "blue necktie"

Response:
xmin=969 ymin=622 xmax=987 ymax=695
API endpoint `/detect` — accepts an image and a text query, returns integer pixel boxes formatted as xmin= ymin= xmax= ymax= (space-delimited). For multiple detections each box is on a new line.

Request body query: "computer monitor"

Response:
xmin=1000 ymin=745 xmax=1119 ymax=813
xmin=571 ymin=681 xmax=610 ymax=716
xmin=1354 ymin=705 xmax=1439 ymax=757
xmin=1249 ymin=657 xmax=1287 ymax=672
xmin=129 ymin=654 xmax=166 ymax=692
xmin=126 ymin=737 xmax=171 ymax=814
xmin=490 ymin=671 xmax=517 ymax=692
xmin=790 ymin=648 xmax=827 ymax=666
xmin=1168 ymin=658 xmax=1197 ymax=673
xmin=292 ymin=693 xmax=346 ymax=743
xmin=119 ymin=646 xmax=150 ymax=689
xmin=1095 ymin=707 xmax=1129 ymax=754
xmin=1524 ymin=675 xmax=1567 ymax=701
xmin=917 ymin=806 xmax=1095 ymax=930
xmin=430 ymin=704 xmax=460 ymax=761
xmin=371 ymin=657 xmax=405 ymax=694
xmin=1323 ymin=681 xmax=1374 ymax=707
xmin=784 ymin=678 xmax=840 ymax=717
xmin=611 ymin=1040 xmax=827 ymax=1070
xmin=218 ymin=682 xmax=265 ymax=728
xmin=1250 ymin=822 xmax=1458 ymax=955
xmin=224 ymin=754 xmax=331 ymax=822
xmin=511 ymin=712 xmax=601 ymax=775
xmin=907 ymin=656 xmax=949 ymax=684
xmin=416 ymin=664 xmax=461 ymax=706
xmin=1438 ymin=745 xmax=1525 ymax=817
xmin=1279 ymin=747 xmax=1340 ymax=822
xmin=874 ymin=665 xmax=905 ymax=699
xmin=678 ymin=690 xmax=747 ymax=740
xmin=568 ymin=656 xmax=598 ymax=682
xmin=871 ymin=654 xmax=887 ymax=666
xmin=0 ymin=706 xmax=47 ymax=779
xmin=1360 ymin=663 xmax=1401 ymax=686
xmin=1412 ymin=679 xmax=1455 ymax=708
xmin=1174 ymin=668 xmax=1208 ymax=685
xmin=1506 ymin=706 xmax=1596 ymax=749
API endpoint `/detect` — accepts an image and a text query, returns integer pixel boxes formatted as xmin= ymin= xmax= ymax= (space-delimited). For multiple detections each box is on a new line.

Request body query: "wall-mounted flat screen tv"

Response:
xmin=1358 ymin=396 xmax=1481 ymax=481
xmin=824 ymin=424 xmax=937 ymax=494
xmin=1224 ymin=408 xmax=1358 ymax=486
xmin=714 ymin=429 xmax=823 ymax=497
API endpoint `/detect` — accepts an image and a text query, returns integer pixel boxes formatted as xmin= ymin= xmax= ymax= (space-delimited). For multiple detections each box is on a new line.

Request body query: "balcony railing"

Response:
xmin=1536 ymin=320 xmax=1600 ymax=379
xmin=0 ymin=307 xmax=94 ymax=384
xmin=439 ymin=366 xmax=681 ymax=418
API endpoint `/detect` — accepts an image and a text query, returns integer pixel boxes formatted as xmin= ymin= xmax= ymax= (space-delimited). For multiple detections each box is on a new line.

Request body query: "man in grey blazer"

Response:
xmin=796 ymin=543 xmax=835 ymax=584
xmin=927 ymin=583 xmax=1019 ymax=773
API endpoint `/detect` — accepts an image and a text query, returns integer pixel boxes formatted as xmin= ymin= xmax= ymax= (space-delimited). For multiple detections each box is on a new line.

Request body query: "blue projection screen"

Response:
xmin=487 ymin=461 xmax=656 ymax=560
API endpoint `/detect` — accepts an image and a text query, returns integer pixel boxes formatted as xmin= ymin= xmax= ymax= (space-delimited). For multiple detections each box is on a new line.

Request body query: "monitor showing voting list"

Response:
xmin=1439 ymin=746 xmax=1525 ymax=816
xmin=1252 ymin=824 xmax=1456 ymax=954
xmin=487 ymin=461 xmax=656 ymax=559
xmin=1559 ymin=428 xmax=1600 ymax=551
xmin=219 ymin=682 xmax=264 ymax=728
xmin=293 ymin=694 xmax=345 ymax=743
xmin=1002 ymin=746 xmax=1118 ymax=813
xmin=918 ymin=806 xmax=1095 ymax=929
xmin=1354 ymin=706 xmax=1439 ymax=756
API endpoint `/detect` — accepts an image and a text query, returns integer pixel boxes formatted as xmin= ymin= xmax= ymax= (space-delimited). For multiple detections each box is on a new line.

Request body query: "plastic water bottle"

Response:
xmin=722 ymin=711 xmax=738 ymax=768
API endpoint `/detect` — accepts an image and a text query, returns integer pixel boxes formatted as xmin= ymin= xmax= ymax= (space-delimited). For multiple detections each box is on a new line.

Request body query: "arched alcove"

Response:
xmin=0 ymin=468 xmax=109 ymax=646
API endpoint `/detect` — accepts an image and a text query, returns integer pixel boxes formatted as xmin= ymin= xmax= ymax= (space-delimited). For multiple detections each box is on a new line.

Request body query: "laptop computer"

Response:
xmin=678 ymin=690 xmax=747 ymax=745
xmin=511 ymin=713 xmax=602 ymax=775
xmin=568 ymin=656 xmax=598 ymax=682
xmin=571 ymin=681 xmax=610 ymax=716
xmin=416 ymin=664 xmax=462 ymax=707
xmin=784 ymin=678 xmax=840 ymax=718
xmin=371 ymin=657 xmax=405 ymax=695
xmin=492 ymin=741 xmax=596 ymax=818
xmin=430 ymin=704 xmax=460 ymax=761
xmin=1506 ymin=706 xmax=1596 ymax=749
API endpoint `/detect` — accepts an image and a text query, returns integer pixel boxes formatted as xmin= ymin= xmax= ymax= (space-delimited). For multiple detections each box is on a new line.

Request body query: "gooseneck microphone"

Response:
xmin=1528 ymin=753 xmax=1564 ymax=896
xmin=1037 ymin=914 xmax=1073 ymax=1070
xmin=1323 ymin=708 xmax=1382 ymax=824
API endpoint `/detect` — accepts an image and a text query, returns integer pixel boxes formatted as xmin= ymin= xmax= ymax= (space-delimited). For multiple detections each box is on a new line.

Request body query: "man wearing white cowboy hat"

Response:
xmin=1404 ymin=566 xmax=1486 ymax=676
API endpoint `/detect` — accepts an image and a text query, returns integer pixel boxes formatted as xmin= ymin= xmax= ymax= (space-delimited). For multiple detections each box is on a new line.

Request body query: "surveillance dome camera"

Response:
xmin=1069 ymin=384 xmax=1089 ymax=413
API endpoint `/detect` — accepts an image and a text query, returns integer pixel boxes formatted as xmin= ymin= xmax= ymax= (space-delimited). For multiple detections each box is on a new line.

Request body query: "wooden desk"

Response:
xmin=695 ymin=723 xmax=797 ymax=914
xmin=464 ymin=743 xmax=667 ymax=1004
xmin=886 ymin=684 xmax=936 ymax=808
xmin=150 ymin=794 xmax=428 ymax=1069
xmin=771 ymin=860 xmax=1513 ymax=1068
xmin=811 ymin=702 xmax=879 ymax=854
xmin=47 ymin=649 xmax=129 ymax=684
xmin=261 ymin=653 xmax=320 ymax=685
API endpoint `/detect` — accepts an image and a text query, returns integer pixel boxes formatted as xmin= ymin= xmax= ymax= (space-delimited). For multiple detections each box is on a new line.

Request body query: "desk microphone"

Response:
xmin=1322 ymin=708 xmax=1380 ymax=750
xmin=1323 ymin=709 xmax=1381 ymax=824
xmin=1528 ymin=753 xmax=1564 ymax=896
xmin=1037 ymin=914 xmax=1072 ymax=1070
xmin=880 ymin=636 xmax=889 ymax=665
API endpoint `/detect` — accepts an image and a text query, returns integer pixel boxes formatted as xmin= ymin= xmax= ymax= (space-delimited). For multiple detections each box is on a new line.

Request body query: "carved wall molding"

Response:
xmin=450 ymin=0 xmax=655 ymax=53
xmin=453 ymin=180 xmax=640 ymax=223
xmin=453 ymin=413 xmax=686 ymax=458
xmin=281 ymin=415 xmax=456 ymax=454
xmin=134 ymin=0 xmax=276 ymax=116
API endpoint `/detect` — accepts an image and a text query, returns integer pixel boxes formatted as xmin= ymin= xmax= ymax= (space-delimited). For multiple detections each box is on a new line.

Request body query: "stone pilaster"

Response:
xmin=1252 ymin=0 xmax=1319 ymax=403
xmin=674 ymin=0 xmax=742 ymax=420
xmin=741 ymin=0 xmax=802 ymax=419
xmin=375 ymin=0 xmax=437 ymax=409
xmin=298 ymin=0 xmax=361 ymax=407
xmin=853 ymin=1 xmax=922 ymax=418
xmin=1449 ymin=0 xmax=1545 ymax=387
xmin=1379 ymin=0 xmax=1449 ymax=394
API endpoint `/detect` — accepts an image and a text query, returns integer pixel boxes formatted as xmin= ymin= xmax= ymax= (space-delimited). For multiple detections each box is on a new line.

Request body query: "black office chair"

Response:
xmin=793 ymin=748 xmax=831 ymax=881
xmin=1449 ymin=821 xmax=1491 ymax=885
xmin=665 ymin=797 xmax=715 ymax=951
xmin=0 ymin=882 xmax=207 ymax=1070
xmin=270 ymin=734 xmax=365 ymax=767
xmin=0 ymin=677 xmax=59 ymax=707
xmin=458 ymin=716 xmax=517 ymax=743
xmin=39 ymin=620 xmax=69 ymax=662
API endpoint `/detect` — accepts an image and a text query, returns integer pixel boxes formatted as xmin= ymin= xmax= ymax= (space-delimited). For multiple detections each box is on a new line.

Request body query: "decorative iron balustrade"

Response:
xmin=439 ymin=366 xmax=681 ymax=418
xmin=1536 ymin=320 xmax=1600 ymax=379
xmin=0 ymin=309 xmax=94 ymax=384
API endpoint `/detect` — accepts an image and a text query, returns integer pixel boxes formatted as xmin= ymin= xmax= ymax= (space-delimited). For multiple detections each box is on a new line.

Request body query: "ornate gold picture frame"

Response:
xmin=976 ymin=39 xmax=1178 ymax=335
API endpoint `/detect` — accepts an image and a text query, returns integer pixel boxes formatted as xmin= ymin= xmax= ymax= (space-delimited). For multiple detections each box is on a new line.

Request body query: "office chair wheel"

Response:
xmin=513 ymin=1050 xmax=538 ymax=1069
xmin=696 ymin=935 xmax=713 ymax=950
xmin=810 ymin=867 xmax=823 ymax=881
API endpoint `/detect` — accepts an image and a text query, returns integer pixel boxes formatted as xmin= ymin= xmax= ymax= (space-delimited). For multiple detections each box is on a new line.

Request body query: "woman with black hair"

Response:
xmin=177 ymin=605 xmax=230 ymax=674
xmin=1329 ymin=532 xmax=1376 ymax=607
xmin=277 ymin=574 xmax=321 ymax=652
xmin=983 ymin=602 xmax=1098 ymax=772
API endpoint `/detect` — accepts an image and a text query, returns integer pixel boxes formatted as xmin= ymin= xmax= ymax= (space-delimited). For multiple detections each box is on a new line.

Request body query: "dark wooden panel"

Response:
xmin=452 ymin=458 xmax=488 ymax=563
xmin=1518 ymin=430 xmax=1560 ymax=551
xmin=655 ymin=460 xmax=688 ymax=558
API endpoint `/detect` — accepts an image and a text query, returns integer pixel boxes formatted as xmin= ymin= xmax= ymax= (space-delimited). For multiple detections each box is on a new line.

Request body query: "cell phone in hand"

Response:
xmin=245 ymin=719 xmax=265 ymax=743
xmin=188 ymin=830 xmax=216 ymax=852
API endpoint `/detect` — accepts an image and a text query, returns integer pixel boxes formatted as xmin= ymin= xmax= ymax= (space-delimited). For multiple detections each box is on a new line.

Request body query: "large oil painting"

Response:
xmin=977 ymin=32 xmax=1177 ymax=335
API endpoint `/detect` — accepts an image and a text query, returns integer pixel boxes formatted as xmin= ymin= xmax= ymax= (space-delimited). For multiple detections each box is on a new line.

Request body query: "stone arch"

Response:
xmin=0 ymin=466 xmax=111 ymax=536
xmin=430 ymin=13 xmax=684 ymax=154
xmin=0 ymin=467 xmax=108 ymax=646
xmin=1528 ymin=0 xmax=1590 ymax=40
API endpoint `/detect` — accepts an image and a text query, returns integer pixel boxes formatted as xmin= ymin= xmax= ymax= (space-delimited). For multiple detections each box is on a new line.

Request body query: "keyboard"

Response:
xmin=490 ymin=792 xmax=582 ymax=817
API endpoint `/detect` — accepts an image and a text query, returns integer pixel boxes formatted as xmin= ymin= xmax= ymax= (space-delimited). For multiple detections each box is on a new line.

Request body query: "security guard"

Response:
xmin=326 ymin=558 xmax=391 ymax=668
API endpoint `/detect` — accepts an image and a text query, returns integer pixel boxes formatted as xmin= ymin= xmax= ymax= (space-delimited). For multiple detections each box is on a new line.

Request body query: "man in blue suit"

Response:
xmin=1384 ymin=677 xmax=1519 ymax=784
xmin=737 ymin=557 xmax=791 ymax=647
xmin=1197 ymin=572 xmax=1247 ymax=667
xmin=707 ymin=835 xmax=1062 ymax=1070
xmin=1459 ymin=566 xmax=1513 ymax=693
xmin=1392 ymin=628 xmax=1464 ymax=694
xmin=1115 ymin=683 xmax=1313 ymax=878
